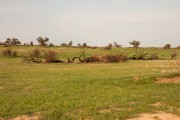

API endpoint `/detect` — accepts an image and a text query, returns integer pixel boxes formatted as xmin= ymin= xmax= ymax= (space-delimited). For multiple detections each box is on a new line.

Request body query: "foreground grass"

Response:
xmin=0 ymin=54 xmax=180 ymax=119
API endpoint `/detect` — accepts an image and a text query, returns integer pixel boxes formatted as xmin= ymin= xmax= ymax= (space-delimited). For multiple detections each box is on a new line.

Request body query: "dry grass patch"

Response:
xmin=103 ymin=85 xmax=122 ymax=90
xmin=65 ymin=109 xmax=86 ymax=119
xmin=98 ymin=105 xmax=123 ymax=113
xmin=128 ymin=112 xmax=180 ymax=120
xmin=151 ymin=102 xmax=162 ymax=107
xmin=156 ymin=76 xmax=180 ymax=83
xmin=0 ymin=114 xmax=40 ymax=120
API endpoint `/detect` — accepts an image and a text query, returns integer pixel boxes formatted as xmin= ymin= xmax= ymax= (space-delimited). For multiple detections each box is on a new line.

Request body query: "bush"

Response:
xmin=171 ymin=52 xmax=177 ymax=59
xmin=130 ymin=51 xmax=148 ymax=60
xmin=148 ymin=53 xmax=159 ymax=60
xmin=44 ymin=50 xmax=64 ymax=63
xmin=83 ymin=55 xmax=102 ymax=63
xmin=104 ymin=43 xmax=113 ymax=50
xmin=44 ymin=50 xmax=57 ymax=63
xmin=102 ymin=54 xmax=127 ymax=63
xmin=23 ymin=49 xmax=42 ymax=63
xmin=2 ymin=49 xmax=17 ymax=57
xmin=23 ymin=56 xmax=42 ymax=63
xmin=31 ymin=49 xmax=41 ymax=58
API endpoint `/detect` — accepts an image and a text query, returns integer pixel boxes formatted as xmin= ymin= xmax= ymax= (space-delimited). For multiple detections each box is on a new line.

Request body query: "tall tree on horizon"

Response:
xmin=129 ymin=40 xmax=140 ymax=48
xmin=37 ymin=37 xmax=49 ymax=46
xmin=5 ymin=38 xmax=21 ymax=46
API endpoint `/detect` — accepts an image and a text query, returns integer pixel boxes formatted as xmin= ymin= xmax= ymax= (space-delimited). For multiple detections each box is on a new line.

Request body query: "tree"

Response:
xmin=37 ymin=37 xmax=49 ymax=46
xmin=60 ymin=43 xmax=68 ymax=47
xmin=68 ymin=41 xmax=73 ymax=47
xmin=129 ymin=40 xmax=140 ymax=48
xmin=82 ymin=43 xmax=87 ymax=47
xmin=11 ymin=38 xmax=21 ymax=45
xmin=5 ymin=38 xmax=21 ymax=46
xmin=30 ymin=41 xmax=34 ymax=46
xmin=0 ymin=42 xmax=5 ymax=45
xmin=114 ymin=42 xmax=122 ymax=48
xmin=5 ymin=38 xmax=12 ymax=46
xmin=104 ymin=43 xmax=113 ymax=50
xmin=49 ymin=43 xmax=54 ymax=47
xmin=163 ymin=44 xmax=171 ymax=49
xmin=77 ymin=43 xmax=81 ymax=47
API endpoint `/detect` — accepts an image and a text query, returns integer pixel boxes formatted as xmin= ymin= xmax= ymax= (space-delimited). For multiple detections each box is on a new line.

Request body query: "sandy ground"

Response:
xmin=127 ymin=112 xmax=180 ymax=120
xmin=156 ymin=76 xmax=180 ymax=83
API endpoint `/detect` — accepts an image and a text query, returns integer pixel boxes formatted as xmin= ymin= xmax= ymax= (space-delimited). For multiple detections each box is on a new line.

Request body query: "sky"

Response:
xmin=0 ymin=0 xmax=180 ymax=47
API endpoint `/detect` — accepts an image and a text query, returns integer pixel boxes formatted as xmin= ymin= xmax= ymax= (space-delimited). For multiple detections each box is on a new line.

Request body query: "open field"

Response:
xmin=0 ymin=46 xmax=180 ymax=120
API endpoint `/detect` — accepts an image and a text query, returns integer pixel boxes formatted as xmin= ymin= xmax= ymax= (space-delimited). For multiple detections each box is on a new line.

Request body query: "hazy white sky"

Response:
xmin=0 ymin=0 xmax=180 ymax=47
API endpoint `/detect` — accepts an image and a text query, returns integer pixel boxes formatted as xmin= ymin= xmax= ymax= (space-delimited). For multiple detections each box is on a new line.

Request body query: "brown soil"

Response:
xmin=156 ymin=76 xmax=180 ymax=84
xmin=128 ymin=112 xmax=180 ymax=120
xmin=12 ymin=115 xmax=39 ymax=120
xmin=0 ymin=114 xmax=40 ymax=120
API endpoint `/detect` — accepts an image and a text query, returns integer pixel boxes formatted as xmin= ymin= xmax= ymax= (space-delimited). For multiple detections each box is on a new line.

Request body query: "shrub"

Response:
xmin=31 ymin=49 xmax=41 ymax=58
xmin=104 ymin=46 xmax=112 ymax=50
xmin=44 ymin=50 xmax=64 ymax=63
xmin=83 ymin=55 xmax=102 ymax=63
xmin=23 ymin=55 xmax=42 ymax=63
xmin=148 ymin=53 xmax=159 ymax=60
xmin=130 ymin=51 xmax=148 ymax=60
xmin=23 ymin=49 xmax=42 ymax=63
xmin=104 ymin=43 xmax=113 ymax=50
xmin=102 ymin=54 xmax=127 ymax=63
xmin=2 ymin=49 xmax=17 ymax=57
xmin=44 ymin=50 xmax=57 ymax=63
xmin=171 ymin=52 xmax=177 ymax=59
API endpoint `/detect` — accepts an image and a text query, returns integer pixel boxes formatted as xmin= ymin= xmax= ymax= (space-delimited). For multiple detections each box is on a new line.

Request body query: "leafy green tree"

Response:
xmin=30 ymin=41 xmax=34 ymax=46
xmin=163 ymin=44 xmax=171 ymax=49
xmin=68 ymin=41 xmax=73 ymax=47
xmin=37 ymin=37 xmax=49 ymax=46
xmin=5 ymin=38 xmax=21 ymax=46
xmin=129 ymin=40 xmax=140 ymax=48
xmin=12 ymin=38 xmax=21 ymax=45
xmin=82 ymin=43 xmax=87 ymax=47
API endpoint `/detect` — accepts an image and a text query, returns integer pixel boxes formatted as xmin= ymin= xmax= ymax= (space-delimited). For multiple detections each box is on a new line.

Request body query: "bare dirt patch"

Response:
xmin=128 ymin=112 xmax=180 ymax=120
xmin=0 ymin=114 xmax=40 ymax=120
xmin=12 ymin=115 xmax=39 ymax=120
xmin=156 ymin=76 xmax=180 ymax=84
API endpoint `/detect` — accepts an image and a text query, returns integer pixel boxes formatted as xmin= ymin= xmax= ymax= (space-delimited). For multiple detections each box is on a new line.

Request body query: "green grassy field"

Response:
xmin=0 ymin=46 xmax=180 ymax=120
